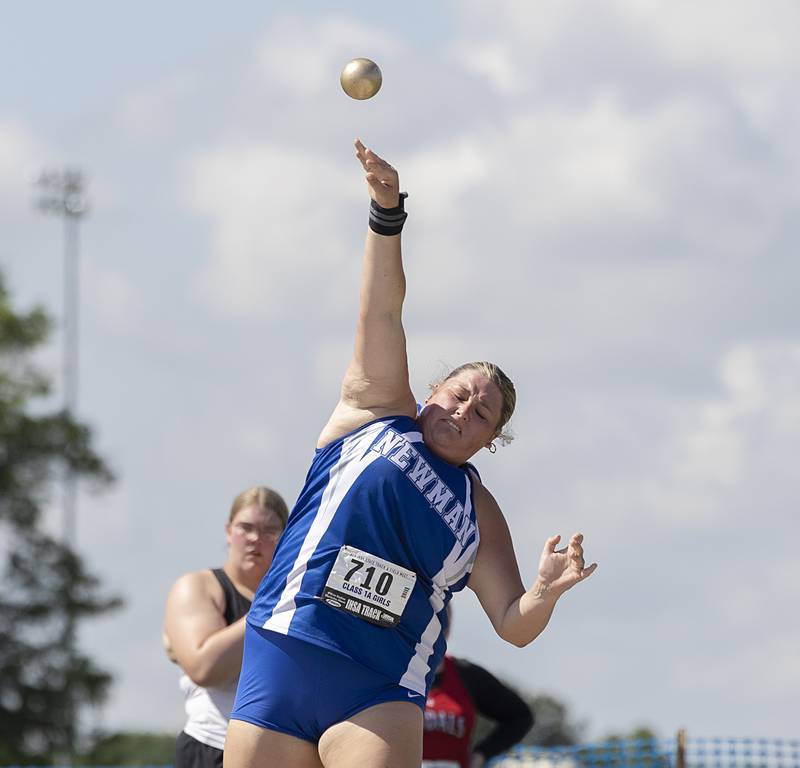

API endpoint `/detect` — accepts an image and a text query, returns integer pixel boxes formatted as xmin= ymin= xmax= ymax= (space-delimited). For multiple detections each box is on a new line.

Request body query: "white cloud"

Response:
xmin=404 ymin=137 xmax=490 ymax=218
xmin=183 ymin=142 xmax=359 ymax=318
xmin=671 ymin=342 xmax=800 ymax=493
xmin=623 ymin=0 xmax=800 ymax=74
xmin=254 ymin=15 xmax=401 ymax=98
xmin=673 ymin=631 xmax=800 ymax=700
xmin=116 ymin=72 xmax=200 ymax=143
xmin=581 ymin=342 xmax=800 ymax=529
xmin=451 ymin=40 xmax=518 ymax=94
xmin=174 ymin=16 xmax=431 ymax=321
xmin=502 ymin=95 xmax=665 ymax=227
xmin=449 ymin=0 xmax=800 ymax=178
xmin=449 ymin=0 xmax=575 ymax=90
xmin=0 ymin=119 xmax=50 ymax=222
xmin=82 ymin=254 xmax=140 ymax=334
xmin=719 ymin=558 xmax=800 ymax=628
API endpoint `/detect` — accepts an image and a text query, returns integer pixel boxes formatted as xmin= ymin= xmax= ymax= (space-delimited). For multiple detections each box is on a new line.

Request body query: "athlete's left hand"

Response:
xmin=537 ymin=533 xmax=597 ymax=594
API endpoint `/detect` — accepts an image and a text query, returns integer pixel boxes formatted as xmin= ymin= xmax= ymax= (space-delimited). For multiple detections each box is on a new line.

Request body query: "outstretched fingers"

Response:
xmin=581 ymin=562 xmax=599 ymax=579
xmin=568 ymin=532 xmax=585 ymax=567
xmin=355 ymin=138 xmax=390 ymax=168
xmin=568 ymin=533 xmax=598 ymax=581
xmin=355 ymin=138 xmax=395 ymax=176
xmin=354 ymin=138 xmax=369 ymax=170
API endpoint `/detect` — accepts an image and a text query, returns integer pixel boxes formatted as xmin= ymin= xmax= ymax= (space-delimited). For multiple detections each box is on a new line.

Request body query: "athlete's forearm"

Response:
xmin=183 ymin=617 xmax=247 ymax=687
xmin=359 ymin=229 xmax=405 ymax=322
xmin=345 ymin=229 xmax=410 ymax=399
xmin=498 ymin=579 xmax=561 ymax=647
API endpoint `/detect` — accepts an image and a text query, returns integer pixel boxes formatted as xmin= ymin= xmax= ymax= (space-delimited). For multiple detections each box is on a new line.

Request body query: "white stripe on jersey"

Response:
xmin=399 ymin=479 xmax=480 ymax=694
xmin=263 ymin=420 xmax=388 ymax=634
xmin=400 ymin=609 xmax=445 ymax=694
xmin=442 ymin=473 xmax=480 ymax=587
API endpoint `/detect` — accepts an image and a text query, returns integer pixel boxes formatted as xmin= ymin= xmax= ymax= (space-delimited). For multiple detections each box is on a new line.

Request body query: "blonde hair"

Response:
xmin=228 ymin=486 xmax=289 ymax=528
xmin=434 ymin=361 xmax=517 ymax=446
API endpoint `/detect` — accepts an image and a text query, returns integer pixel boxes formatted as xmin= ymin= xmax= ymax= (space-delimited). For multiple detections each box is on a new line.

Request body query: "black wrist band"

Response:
xmin=369 ymin=192 xmax=408 ymax=236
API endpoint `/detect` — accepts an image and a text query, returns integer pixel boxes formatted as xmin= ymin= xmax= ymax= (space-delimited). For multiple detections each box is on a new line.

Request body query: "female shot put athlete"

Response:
xmin=224 ymin=141 xmax=597 ymax=768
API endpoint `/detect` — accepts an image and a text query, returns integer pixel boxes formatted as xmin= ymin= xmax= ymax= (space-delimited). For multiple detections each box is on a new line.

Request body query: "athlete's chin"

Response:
xmin=424 ymin=437 xmax=465 ymax=466
xmin=242 ymin=555 xmax=268 ymax=570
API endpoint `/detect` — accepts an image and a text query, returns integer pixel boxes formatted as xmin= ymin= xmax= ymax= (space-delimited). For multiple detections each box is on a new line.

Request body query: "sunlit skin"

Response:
xmin=417 ymin=370 xmax=504 ymax=466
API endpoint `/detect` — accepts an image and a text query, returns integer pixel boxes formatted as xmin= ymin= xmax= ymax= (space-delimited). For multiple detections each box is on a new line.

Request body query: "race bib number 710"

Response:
xmin=321 ymin=545 xmax=416 ymax=628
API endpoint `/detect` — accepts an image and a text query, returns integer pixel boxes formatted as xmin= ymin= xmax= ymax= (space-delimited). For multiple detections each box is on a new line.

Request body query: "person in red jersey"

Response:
xmin=423 ymin=608 xmax=533 ymax=768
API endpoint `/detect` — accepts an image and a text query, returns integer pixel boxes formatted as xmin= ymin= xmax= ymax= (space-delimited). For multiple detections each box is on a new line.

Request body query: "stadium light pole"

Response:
xmin=34 ymin=168 xmax=88 ymax=547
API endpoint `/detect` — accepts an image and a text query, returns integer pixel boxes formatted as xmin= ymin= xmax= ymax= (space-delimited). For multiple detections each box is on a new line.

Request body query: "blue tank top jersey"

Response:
xmin=247 ymin=415 xmax=480 ymax=695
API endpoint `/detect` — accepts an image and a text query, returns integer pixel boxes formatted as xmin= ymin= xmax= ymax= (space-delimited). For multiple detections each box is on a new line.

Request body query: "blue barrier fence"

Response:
xmin=492 ymin=737 xmax=800 ymax=768
xmin=6 ymin=737 xmax=798 ymax=768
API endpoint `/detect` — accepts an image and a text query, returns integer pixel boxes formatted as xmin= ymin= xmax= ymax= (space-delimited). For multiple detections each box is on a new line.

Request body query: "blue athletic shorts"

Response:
xmin=231 ymin=623 xmax=425 ymax=743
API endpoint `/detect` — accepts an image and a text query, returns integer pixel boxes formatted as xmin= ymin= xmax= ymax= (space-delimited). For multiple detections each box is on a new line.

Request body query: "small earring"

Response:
xmin=487 ymin=443 xmax=497 ymax=454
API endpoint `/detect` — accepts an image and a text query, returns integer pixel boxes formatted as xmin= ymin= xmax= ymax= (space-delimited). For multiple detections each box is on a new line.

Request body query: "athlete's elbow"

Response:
xmin=497 ymin=622 xmax=542 ymax=648
xmin=185 ymin=666 xmax=212 ymax=687
xmin=504 ymin=633 xmax=532 ymax=649
xmin=186 ymin=671 xmax=207 ymax=687
xmin=495 ymin=624 xmax=526 ymax=647
xmin=191 ymin=669 xmax=231 ymax=688
xmin=184 ymin=660 xmax=225 ymax=688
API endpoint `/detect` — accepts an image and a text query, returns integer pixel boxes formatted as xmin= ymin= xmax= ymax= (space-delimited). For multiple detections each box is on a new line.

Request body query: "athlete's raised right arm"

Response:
xmin=318 ymin=140 xmax=416 ymax=448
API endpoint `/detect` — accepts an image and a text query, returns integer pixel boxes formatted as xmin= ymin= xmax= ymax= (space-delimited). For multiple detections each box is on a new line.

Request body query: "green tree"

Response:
xmin=593 ymin=726 xmax=670 ymax=768
xmin=0 ymin=272 xmax=122 ymax=765
xmin=519 ymin=693 xmax=586 ymax=746
xmin=80 ymin=731 xmax=176 ymax=765
xmin=602 ymin=725 xmax=660 ymax=742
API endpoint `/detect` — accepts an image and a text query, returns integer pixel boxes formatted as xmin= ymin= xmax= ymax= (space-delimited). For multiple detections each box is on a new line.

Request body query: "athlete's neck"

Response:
xmin=222 ymin=561 xmax=260 ymax=599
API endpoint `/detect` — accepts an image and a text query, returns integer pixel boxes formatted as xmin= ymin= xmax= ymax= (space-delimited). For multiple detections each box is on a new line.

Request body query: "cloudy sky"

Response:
xmin=2 ymin=0 xmax=798 ymax=743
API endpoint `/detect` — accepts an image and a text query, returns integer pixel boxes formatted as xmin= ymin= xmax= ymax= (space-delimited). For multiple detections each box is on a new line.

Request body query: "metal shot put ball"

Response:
xmin=340 ymin=58 xmax=382 ymax=100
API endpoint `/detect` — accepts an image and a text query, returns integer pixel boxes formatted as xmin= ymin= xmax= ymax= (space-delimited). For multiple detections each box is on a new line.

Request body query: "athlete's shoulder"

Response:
xmin=317 ymin=410 xmax=414 ymax=452
xmin=462 ymin=461 xmax=482 ymax=483
xmin=318 ymin=396 xmax=417 ymax=450
xmin=167 ymin=569 xmax=225 ymax=613
xmin=468 ymin=473 xmax=497 ymax=508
